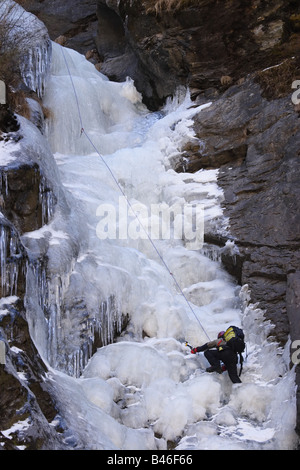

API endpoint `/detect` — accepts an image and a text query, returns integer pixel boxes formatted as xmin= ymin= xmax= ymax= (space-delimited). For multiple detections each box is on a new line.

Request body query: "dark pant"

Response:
xmin=204 ymin=348 xmax=241 ymax=383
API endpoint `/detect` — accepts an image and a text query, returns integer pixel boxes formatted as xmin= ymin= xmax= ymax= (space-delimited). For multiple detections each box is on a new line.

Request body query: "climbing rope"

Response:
xmin=59 ymin=45 xmax=211 ymax=341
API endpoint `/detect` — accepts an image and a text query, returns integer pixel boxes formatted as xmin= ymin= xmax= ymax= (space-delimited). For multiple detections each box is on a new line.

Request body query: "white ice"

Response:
xmin=18 ymin=41 xmax=299 ymax=450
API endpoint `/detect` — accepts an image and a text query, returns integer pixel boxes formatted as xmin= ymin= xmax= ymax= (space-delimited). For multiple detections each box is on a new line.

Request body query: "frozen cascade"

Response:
xmin=0 ymin=0 xmax=51 ymax=98
xmin=25 ymin=41 xmax=298 ymax=449
xmin=21 ymin=39 xmax=51 ymax=99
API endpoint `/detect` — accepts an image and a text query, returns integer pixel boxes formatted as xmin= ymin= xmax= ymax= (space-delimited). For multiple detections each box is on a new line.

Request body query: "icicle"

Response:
xmin=200 ymin=243 xmax=222 ymax=263
xmin=39 ymin=176 xmax=56 ymax=226
xmin=0 ymin=225 xmax=8 ymax=294
xmin=45 ymin=292 xmax=126 ymax=378
xmin=0 ymin=220 xmax=25 ymax=297
xmin=0 ymin=0 xmax=52 ymax=99
xmin=0 ymin=172 xmax=9 ymax=200
xmin=21 ymin=40 xmax=52 ymax=98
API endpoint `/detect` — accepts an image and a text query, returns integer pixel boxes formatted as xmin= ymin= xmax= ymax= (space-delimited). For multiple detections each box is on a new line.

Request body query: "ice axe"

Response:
xmin=184 ymin=342 xmax=201 ymax=355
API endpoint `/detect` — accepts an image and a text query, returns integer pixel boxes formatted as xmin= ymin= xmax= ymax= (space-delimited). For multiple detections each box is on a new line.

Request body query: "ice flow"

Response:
xmin=28 ymin=41 xmax=298 ymax=450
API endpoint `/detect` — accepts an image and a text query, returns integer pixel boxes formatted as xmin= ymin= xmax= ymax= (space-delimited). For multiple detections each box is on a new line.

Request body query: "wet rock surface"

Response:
xmin=20 ymin=0 xmax=98 ymax=53
xmin=23 ymin=0 xmax=300 ymax=109
xmin=188 ymin=77 xmax=300 ymax=344
xmin=0 ymin=297 xmax=67 ymax=450
xmin=1 ymin=161 xmax=52 ymax=234
xmin=94 ymin=0 xmax=300 ymax=109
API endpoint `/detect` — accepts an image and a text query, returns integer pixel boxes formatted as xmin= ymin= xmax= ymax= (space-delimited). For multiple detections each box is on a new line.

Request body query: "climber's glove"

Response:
xmin=196 ymin=343 xmax=208 ymax=353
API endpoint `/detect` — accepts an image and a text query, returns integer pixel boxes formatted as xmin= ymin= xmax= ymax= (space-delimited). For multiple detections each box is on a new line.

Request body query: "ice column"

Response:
xmin=21 ymin=40 xmax=52 ymax=98
xmin=0 ymin=215 xmax=26 ymax=297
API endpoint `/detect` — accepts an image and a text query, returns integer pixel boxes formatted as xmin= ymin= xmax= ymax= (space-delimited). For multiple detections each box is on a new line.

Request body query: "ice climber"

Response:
xmin=191 ymin=326 xmax=245 ymax=384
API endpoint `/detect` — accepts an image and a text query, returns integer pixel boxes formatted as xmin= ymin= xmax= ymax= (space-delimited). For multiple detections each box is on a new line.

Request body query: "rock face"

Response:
xmin=188 ymin=76 xmax=300 ymax=345
xmin=94 ymin=0 xmax=300 ymax=109
xmin=1 ymin=161 xmax=54 ymax=235
xmin=0 ymin=297 xmax=66 ymax=449
xmin=22 ymin=0 xmax=98 ymax=53
xmin=22 ymin=0 xmax=300 ymax=108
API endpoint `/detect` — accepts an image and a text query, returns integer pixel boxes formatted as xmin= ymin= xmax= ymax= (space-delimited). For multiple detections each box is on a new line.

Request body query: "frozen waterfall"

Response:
xmin=0 ymin=0 xmax=51 ymax=98
xmin=24 ymin=41 xmax=298 ymax=450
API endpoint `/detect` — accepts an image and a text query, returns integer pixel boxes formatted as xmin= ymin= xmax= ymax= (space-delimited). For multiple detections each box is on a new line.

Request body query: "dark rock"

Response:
xmin=0 ymin=298 xmax=66 ymax=449
xmin=287 ymin=272 xmax=300 ymax=346
xmin=23 ymin=0 xmax=98 ymax=53
xmin=91 ymin=0 xmax=300 ymax=109
xmin=0 ymin=161 xmax=56 ymax=234
xmin=0 ymin=105 xmax=20 ymax=135
xmin=22 ymin=0 xmax=300 ymax=110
